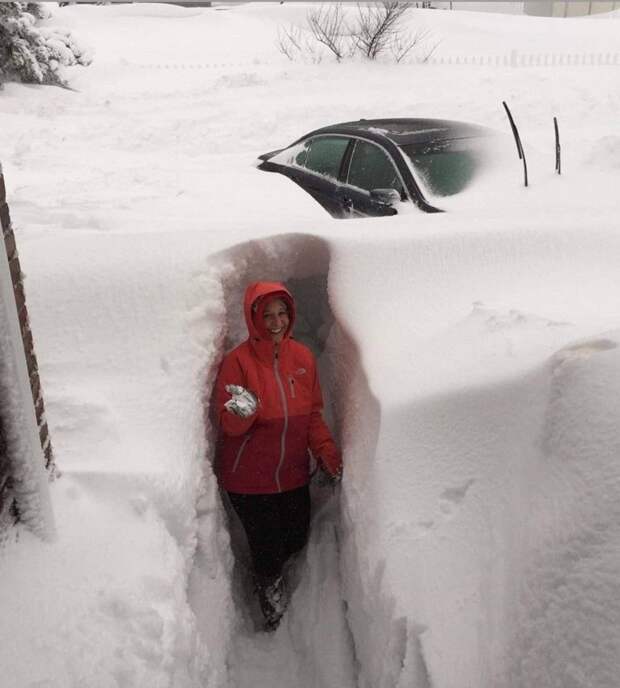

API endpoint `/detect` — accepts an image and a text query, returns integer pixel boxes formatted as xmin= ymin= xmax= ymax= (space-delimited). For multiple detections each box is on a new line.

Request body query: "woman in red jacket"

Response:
xmin=214 ymin=281 xmax=342 ymax=630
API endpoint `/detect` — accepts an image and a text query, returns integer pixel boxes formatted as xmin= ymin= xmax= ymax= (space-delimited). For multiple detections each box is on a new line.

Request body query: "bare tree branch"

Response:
xmin=307 ymin=4 xmax=346 ymax=62
xmin=418 ymin=37 xmax=441 ymax=63
xmin=390 ymin=26 xmax=433 ymax=63
xmin=277 ymin=24 xmax=303 ymax=60
xmin=354 ymin=2 xmax=412 ymax=60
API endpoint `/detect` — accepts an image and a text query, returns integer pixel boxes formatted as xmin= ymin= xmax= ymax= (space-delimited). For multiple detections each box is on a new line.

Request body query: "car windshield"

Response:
xmin=400 ymin=137 xmax=487 ymax=197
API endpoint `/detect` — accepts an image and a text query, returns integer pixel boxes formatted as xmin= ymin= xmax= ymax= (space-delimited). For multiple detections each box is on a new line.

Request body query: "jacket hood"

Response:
xmin=243 ymin=281 xmax=296 ymax=342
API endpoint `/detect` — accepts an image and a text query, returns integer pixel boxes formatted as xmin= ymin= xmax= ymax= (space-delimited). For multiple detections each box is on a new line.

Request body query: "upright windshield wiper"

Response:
xmin=554 ymin=116 xmax=561 ymax=175
xmin=502 ymin=101 xmax=528 ymax=187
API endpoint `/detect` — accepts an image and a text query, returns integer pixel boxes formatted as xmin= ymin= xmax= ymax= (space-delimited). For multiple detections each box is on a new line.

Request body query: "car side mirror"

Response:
xmin=370 ymin=188 xmax=401 ymax=206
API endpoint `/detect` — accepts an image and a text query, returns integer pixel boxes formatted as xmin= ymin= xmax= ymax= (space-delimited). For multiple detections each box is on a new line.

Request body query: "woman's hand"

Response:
xmin=317 ymin=463 xmax=342 ymax=488
xmin=224 ymin=385 xmax=258 ymax=418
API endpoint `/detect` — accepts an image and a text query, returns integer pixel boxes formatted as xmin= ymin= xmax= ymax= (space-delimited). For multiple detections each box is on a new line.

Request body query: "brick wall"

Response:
xmin=0 ymin=166 xmax=54 ymax=530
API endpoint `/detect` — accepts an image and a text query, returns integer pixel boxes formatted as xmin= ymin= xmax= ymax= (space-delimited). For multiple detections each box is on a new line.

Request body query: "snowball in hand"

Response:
xmin=224 ymin=385 xmax=257 ymax=418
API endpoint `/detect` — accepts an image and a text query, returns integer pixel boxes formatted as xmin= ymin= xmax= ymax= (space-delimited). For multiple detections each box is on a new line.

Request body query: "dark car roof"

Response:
xmin=304 ymin=118 xmax=491 ymax=147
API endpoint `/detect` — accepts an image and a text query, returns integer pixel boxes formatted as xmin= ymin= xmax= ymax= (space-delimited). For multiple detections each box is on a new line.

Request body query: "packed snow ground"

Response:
xmin=0 ymin=3 xmax=619 ymax=688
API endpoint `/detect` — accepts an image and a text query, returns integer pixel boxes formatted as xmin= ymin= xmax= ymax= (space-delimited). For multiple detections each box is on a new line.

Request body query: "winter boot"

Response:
xmin=257 ymin=575 xmax=288 ymax=631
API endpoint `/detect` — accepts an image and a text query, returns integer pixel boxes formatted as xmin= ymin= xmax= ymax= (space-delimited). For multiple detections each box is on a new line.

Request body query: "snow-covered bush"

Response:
xmin=277 ymin=2 xmax=439 ymax=64
xmin=0 ymin=2 xmax=90 ymax=88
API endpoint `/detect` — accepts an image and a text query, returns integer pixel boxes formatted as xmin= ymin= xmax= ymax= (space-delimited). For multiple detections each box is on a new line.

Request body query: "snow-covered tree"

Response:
xmin=0 ymin=2 xmax=90 ymax=88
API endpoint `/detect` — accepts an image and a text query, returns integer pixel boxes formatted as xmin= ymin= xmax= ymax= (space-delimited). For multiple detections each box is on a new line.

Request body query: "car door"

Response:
xmin=285 ymin=135 xmax=352 ymax=218
xmin=342 ymin=139 xmax=406 ymax=217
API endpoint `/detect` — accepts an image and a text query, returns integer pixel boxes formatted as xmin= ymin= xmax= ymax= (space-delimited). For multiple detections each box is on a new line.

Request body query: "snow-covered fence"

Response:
xmin=124 ymin=49 xmax=619 ymax=70
xmin=424 ymin=49 xmax=620 ymax=67
xmin=0 ymin=164 xmax=55 ymax=542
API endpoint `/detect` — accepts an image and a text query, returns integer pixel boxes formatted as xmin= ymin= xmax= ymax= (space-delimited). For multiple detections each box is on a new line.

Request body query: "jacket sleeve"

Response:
xmin=307 ymin=362 xmax=342 ymax=477
xmin=214 ymin=352 xmax=258 ymax=437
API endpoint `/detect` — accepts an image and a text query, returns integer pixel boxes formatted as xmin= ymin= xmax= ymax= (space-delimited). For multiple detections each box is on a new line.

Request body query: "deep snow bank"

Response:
xmin=510 ymin=336 xmax=620 ymax=688
xmin=11 ymin=216 xmax=620 ymax=688
xmin=4 ymin=230 xmax=244 ymax=687
xmin=0 ymin=477 xmax=197 ymax=688
xmin=326 ymin=216 xmax=620 ymax=688
xmin=8 ymin=219 xmax=620 ymax=688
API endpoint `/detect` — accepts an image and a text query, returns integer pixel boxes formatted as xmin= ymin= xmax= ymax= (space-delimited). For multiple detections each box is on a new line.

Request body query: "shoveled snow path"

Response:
xmin=228 ymin=487 xmax=357 ymax=688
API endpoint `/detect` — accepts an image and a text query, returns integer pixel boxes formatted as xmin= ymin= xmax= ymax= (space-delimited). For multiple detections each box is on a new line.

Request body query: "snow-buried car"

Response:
xmin=257 ymin=118 xmax=495 ymax=219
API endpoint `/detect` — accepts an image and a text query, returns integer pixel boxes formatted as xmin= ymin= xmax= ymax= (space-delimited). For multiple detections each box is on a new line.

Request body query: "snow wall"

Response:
xmin=325 ymin=218 xmax=620 ymax=688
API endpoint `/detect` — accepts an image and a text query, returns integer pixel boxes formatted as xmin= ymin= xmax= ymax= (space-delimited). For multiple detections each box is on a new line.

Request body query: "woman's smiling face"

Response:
xmin=262 ymin=298 xmax=289 ymax=343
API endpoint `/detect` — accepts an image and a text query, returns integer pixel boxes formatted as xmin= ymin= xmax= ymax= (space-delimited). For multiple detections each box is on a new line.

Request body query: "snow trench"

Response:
xmin=187 ymin=233 xmax=416 ymax=688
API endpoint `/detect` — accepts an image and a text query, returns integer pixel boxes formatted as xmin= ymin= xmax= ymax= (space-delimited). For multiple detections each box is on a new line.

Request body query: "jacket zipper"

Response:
xmin=288 ymin=376 xmax=296 ymax=399
xmin=232 ymin=433 xmax=252 ymax=473
xmin=273 ymin=352 xmax=289 ymax=492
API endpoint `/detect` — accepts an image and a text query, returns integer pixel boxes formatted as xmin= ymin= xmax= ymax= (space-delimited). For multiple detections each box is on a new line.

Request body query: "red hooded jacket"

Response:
xmin=214 ymin=282 xmax=342 ymax=494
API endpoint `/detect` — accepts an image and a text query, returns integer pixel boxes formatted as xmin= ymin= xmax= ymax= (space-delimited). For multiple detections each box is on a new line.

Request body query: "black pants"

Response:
xmin=227 ymin=485 xmax=311 ymax=584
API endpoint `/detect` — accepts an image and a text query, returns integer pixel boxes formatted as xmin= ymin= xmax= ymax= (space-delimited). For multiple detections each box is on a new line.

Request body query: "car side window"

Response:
xmin=292 ymin=140 xmax=311 ymax=167
xmin=301 ymin=136 xmax=350 ymax=180
xmin=347 ymin=140 xmax=403 ymax=195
